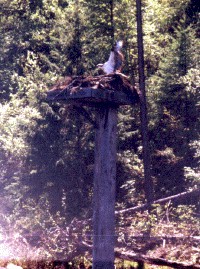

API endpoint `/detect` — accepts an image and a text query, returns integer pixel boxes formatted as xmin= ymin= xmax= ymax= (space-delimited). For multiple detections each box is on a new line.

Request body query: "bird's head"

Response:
xmin=115 ymin=40 xmax=123 ymax=51
xmin=96 ymin=63 xmax=104 ymax=69
xmin=95 ymin=63 xmax=105 ymax=75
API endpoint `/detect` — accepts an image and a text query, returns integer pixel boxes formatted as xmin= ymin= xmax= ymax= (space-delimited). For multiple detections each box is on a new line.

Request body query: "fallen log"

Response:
xmin=116 ymin=188 xmax=200 ymax=215
xmin=76 ymin=188 xmax=200 ymax=226
xmin=117 ymin=251 xmax=200 ymax=269
xmin=80 ymin=241 xmax=200 ymax=269
xmin=120 ymin=234 xmax=200 ymax=242
xmin=60 ymin=189 xmax=200 ymax=265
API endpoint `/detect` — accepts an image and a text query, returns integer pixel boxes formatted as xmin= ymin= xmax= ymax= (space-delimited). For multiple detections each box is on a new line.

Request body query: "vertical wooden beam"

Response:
xmin=93 ymin=105 xmax=118 ymax=269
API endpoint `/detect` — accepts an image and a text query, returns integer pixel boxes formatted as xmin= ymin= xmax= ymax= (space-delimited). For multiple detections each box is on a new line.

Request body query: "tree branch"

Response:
xmin=116 ymin=188 xmax=200 ymax=215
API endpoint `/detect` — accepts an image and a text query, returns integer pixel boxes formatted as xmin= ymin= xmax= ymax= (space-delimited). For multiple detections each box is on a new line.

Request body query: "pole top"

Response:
xmin=47 ymin=74 xmax=139 ymax=107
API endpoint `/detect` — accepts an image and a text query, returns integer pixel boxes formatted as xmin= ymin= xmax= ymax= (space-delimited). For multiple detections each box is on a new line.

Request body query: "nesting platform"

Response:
xmin=47 ymin=74 xmax=139 ymax=269
xmin=47 ymin=74 xmax=139 ymax=106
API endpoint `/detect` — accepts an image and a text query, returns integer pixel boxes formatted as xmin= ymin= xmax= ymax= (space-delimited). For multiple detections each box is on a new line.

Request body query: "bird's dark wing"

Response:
xmin=114 ymin=51 xmax=124 ymax=72
xmin=114 ymin=41 xmax=124 ymax=72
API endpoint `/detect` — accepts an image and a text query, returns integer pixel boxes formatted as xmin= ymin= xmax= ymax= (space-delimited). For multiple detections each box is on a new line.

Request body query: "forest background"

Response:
xmin=0 ymin=0 xmax=199 ymax=265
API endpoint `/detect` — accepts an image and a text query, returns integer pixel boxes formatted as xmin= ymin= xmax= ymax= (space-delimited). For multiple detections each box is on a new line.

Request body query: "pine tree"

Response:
xmin=148 ymin=17 xmax=200 ymax=196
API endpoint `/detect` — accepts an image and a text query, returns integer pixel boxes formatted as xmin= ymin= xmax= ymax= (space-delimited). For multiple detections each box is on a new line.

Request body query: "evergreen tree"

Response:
xmin=148 ymin=18 xmax=200 ymax=196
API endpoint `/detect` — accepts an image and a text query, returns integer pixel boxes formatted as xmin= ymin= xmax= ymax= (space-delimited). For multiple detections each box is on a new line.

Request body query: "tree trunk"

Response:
xmin=93 ymin=105 xmax=117 ymax=269
xmin=136 ymin=0 xmax=154 ymax=203
xmin=109 ymin=0 xmax=115 ymax=45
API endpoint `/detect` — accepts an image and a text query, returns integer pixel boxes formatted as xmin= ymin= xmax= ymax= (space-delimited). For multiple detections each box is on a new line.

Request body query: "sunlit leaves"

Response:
xmin=0 ymin=102 xmax=41 ymax=157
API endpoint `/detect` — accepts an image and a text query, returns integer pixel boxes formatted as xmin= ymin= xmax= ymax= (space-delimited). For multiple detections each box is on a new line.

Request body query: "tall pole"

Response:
xmin=93 ymin=105 xmax=117 ymax=269
xmin=136 ymin=0 xmax=154 ymax=203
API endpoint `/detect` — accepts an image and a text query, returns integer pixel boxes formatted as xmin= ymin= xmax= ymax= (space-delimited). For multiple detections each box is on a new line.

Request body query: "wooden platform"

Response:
xmin=47 ymin=87 xmax=137 ymax=106
xmin=47 ymin=74 xmax=139 ymax=106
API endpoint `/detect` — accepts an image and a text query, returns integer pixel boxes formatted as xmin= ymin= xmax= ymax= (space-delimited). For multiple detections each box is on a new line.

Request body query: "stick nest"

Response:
xmin=49 ymin=73 xmax=139 ymax=100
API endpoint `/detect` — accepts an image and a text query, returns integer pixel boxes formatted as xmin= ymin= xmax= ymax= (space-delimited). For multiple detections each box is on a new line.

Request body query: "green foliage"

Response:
xmin=146 ymin=14 xmax=200 ymax=196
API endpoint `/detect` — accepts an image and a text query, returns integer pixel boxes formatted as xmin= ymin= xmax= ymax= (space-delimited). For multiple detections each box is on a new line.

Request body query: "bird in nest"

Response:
xmin=97 ymin=40 xmax=124 ymax=75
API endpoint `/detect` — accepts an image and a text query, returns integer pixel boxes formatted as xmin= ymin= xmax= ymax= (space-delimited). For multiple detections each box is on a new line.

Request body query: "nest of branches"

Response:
xmin=49 ymin=73 xmax=139 ymax=101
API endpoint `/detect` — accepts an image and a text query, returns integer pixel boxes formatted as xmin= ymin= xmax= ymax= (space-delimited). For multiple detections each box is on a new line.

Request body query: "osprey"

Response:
xmin=97 ymin=41 xmax=124 ymax=74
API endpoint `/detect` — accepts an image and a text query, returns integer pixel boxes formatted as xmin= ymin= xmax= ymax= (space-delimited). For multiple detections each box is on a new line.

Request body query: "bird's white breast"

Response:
xmin=103 ymin=51 xmax=115 ymax=74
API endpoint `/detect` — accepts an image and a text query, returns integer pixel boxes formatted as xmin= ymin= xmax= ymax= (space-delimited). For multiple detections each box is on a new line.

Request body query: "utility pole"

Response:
xmin=136 ymin=0 xmax=154 ymax=204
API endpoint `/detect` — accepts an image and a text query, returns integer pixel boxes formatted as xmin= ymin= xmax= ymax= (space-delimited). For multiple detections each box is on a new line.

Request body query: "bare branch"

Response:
xmin=116 ymin=188 xmax=200 ymax=215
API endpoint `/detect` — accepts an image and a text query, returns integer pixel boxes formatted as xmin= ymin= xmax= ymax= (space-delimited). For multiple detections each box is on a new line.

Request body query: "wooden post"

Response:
xmin=93 ymin=105 xmax=118 ymax=269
